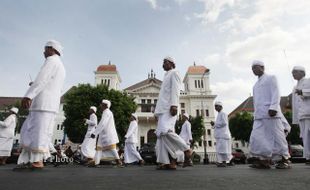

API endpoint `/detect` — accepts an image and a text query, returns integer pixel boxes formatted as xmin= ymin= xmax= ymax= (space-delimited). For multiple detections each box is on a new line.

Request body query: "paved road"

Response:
xmin=0 ymin=164 xmax=309 ymax=190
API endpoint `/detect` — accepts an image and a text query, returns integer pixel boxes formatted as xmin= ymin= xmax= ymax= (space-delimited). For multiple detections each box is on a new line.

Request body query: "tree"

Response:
xmin=283 ymin=111 xmax=302 ymax=145
xmin=63 ymin=84 xmax=137 ymax=145
xmin=229 ymin=111 xmax=253 ymax=143
xmin=175 ymin=116 xmax=205 ymax=148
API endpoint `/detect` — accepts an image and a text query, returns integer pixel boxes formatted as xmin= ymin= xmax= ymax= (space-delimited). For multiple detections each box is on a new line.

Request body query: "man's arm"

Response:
xmin=170 ymin=71 xmax=181 ymax=116
xmin=269 ymin=76 xmax=280 ymax=117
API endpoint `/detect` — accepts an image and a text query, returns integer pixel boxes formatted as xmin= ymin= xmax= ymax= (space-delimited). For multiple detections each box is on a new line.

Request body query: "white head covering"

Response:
xmin=252 ymin=60 xmax=264 ymax=67
xmin=90 ymin=106 xmax=97 ymax=113
xmin=183 ymin=112 xmax=189 ymax=119
xmin=215 ymin=101 xmax=223 ymax=106
xmin=164 ymin=56 xmax=174 ymax=63
xmin=102 ymin=99 xmax=111 ymax=108
xmin=45 ymin=40 xmax=63 ymax=56
xmin=131 ymin=113 xmax=138 ymax=120
xmin=292 ymin=66 xmax=305 ymax=72
xmin=10 ymin=107 xmax=19 ymax=114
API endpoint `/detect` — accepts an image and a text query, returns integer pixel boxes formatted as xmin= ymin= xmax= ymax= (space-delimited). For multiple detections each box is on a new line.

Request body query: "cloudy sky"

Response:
xmin=1 ymin=0 xmax=309 ymax=113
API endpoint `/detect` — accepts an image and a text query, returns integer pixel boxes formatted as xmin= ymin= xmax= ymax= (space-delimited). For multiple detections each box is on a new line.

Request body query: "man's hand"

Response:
xmin=295 ymin=89 xmax=303 ymax=96
xmin=268 ymin=110 xmax=277 ymax=117
xmin=21 ymin=97 xmax=32 ymax=109
xmin=29 ymin=82 xmax=33 ymax=86
xmin=210 ymin=121 xmax=215 ymax=126
xmin=90 ymin=134 xmax=96 ymax=139
xmin=170 ymin=106 xmax=178 ymax=116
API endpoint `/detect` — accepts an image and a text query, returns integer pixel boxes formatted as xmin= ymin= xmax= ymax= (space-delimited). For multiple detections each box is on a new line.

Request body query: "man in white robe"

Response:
xmin=124 ymin=113 xmax=144 ymax=165
xmin=0 ymin=107 xmax=19 ymax=165
xmin=292 ymin=66 xmax=310 ymax=164
xmin=154 ymin=57 xmax=192 ymax=170
xmin=90 ymin=100 xmax=123 ymax=167
xmin=81 ymin=106 xmax=98 ymax=164
xmin=211 ymin=101 xmax=233 ymax=167
xmin=15 ymin=40 xmax=66 ymax=170
xmin=249 ymin=60 xmax=290 ymax=169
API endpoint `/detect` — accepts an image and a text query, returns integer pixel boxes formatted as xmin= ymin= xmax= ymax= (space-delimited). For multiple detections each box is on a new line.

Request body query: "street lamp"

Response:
xmin=201 ymin=69 xmax=209 ymax=164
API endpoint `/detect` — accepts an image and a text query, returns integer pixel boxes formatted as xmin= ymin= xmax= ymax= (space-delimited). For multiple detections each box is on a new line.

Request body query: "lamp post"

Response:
xmin=201 ymin=69 xmax=209 ymax=164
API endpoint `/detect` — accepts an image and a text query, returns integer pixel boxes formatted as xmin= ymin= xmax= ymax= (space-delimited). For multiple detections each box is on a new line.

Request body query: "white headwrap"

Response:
xmin=164 ymin=56 xmax=174 ymax=63
xmin=292 ymin=66 xmax=305 ymax=72
xmin=102 ymin=99 xmax=111 ymax=108
xmin=215 ymin=101 xmax=223 ymax=106
xmin=131 ymin=113 xmax=138 ymax=120
xmin=46 ymin=40 xmax=63 ymax=56
xmin=90 ymin=106 xmax=97 ymax=113
xmin=10 ymin=107 xmax=19 ymax=114
xmin=252 ymin=60 xmax=264 ymax=67
xmin=183 ymin=112 xmax=189 ymax=119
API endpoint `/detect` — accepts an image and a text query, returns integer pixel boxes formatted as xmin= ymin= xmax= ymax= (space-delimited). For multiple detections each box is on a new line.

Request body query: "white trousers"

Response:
xmin=249 ymin=118 xmax=290 ymax=160
xmin=300 ymin=119 xmax=310 ymax=160
xmin=0 ymin=137 xmax=13 ymax=157
xmin=94 ymin=149 xmax=120 ymax=165
xmin=215 ymin=138 xmax=232 ymax=163
xmin=81 ymin=134 xmax=96 ymax=159
xmin=124 ymin=142 xmax=142 ymax=164
xmin=18 ymin=111 xmax=55 ymax=164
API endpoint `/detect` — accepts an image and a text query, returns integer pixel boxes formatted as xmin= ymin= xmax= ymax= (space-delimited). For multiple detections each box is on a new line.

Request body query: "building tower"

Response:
xmin=94 ymin=61 xmax=121 ymax=90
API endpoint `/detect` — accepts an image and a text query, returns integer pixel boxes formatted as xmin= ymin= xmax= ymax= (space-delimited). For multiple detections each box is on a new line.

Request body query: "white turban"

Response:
xmin=10 ymin=107 xmax=19 ymax=114
xmin=252 ymin=60 xmax=264 ymax=67
xmin=90 ymin=106 xmax=97 ymax=113
xmin=183 ymin=113 xmax=189 ymax=119
xmin=102 ymin=99 xmax=111 ymax=108
xmin=46 ymin=40 xmax=63 ymax=56
xmin=215 ymin=101 xmax=223 ymax=106
xmin=164 ymin=56 xmax=174 ymax=63
xmin=131 ymin=113 xmax=138 ymax=120
xmin=292 ymin=66 xmax=305 ymax=72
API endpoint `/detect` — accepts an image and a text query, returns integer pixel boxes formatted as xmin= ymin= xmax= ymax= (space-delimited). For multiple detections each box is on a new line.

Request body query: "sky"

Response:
xmin=0 ymin=0 xmax=310 ymax=113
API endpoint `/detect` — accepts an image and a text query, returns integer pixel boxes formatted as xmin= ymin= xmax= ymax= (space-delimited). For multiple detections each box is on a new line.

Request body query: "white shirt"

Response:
xmin=125 ymin=120 xmax=138 ymax=144
xmin=179 ymin=120 xmax=192 ymax=145
xmin=0 ymin=114 xmax=17 ymax=139
xmin=292 ymin=77 xmax=306 ymax=124
xmin=85 ymin=113 xmax=98 ymax=136
xmin=214 ymin=111 xmax=231 ymax=139
xmin=154 ymin=69 xmax=181 ymax=116
xmin=253 ymin=74 xmax=281 ymax=120
xmin=25 ymin=55 xmax=66 ymax=113
xmin=297 ymin=78 xmax=310 ymax=120
xmin=93 ymin=108 xmax=119 ymax=146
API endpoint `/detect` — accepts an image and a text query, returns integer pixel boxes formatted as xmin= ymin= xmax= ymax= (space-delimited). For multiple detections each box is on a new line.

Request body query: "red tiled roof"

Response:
xmin=96 ymin=64 xmax=117 ymax=72
xmin=0 ymin=97 xmax=22 ymax=109
xmin=187 ymin=65 xmax=209 ymax=74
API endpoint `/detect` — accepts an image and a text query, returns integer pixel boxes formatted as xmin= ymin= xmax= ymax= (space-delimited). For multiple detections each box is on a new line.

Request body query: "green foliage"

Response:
xmin=175 ymin=116 xmax=205 ymax=148
xmin=229 ymin=112 xmax=253 ymax=143
xmin=63 ymin=84 xmax=137 ymax=145
xmin=283 ymin=111 xmax=302 ymax=145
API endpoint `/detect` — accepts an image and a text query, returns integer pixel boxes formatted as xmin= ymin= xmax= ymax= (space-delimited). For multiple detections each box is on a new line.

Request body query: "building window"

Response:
xmin=147 ymin=99 xmax=151 ymax=104
xmin=201 ymin=80 xmax=204 ymax=88
xmin=154 ymin=99 xmax=157 ymax=104
xmin=107 ymin=79 xmax=110 ymax=87
xmin=207 ymin=129 xmax=211 ymax=136
xmin=54 ymin=139 xmax=57 ymax=145
xmin=198 ymin=140 xmax=202 ymax=147
xmin=208 ymin=141 xmax=212 ymax=147
xmin=141 ymin=99 xmax=146 ymax=104
xmin=205 ymin=110 xmax=209 ymax=117
xmin=180 ymin=103 xmax=185 ymax=108
xmin=195 ymin=80 xmax=197 ymax=88
xmin=101 ymin=79 xmax=104 ymax=84
xmin=235 ymin=143 xmax=239 ymax=148
xmin=141 ymin=105 xmax=152 ymax=112
xmin=57 ymin=124 xmax=60 ymax=130
xmin=196 ymin=109 xmax=200 ymax=117
xmin=61 ymin=125 xmax=64 ymax=130
xmin=181 ymin=110 xmax=185 ymax=114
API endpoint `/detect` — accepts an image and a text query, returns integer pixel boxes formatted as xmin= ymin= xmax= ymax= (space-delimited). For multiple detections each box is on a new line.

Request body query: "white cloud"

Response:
xmin=146 ymin=0 xmax=158 ymax=10
xmin=211 ymin=78 xmax=253 ymax=112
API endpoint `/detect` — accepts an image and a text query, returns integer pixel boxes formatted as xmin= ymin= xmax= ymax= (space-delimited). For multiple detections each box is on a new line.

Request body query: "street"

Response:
xmin=0 ymin=164 xmax=309 ymax=190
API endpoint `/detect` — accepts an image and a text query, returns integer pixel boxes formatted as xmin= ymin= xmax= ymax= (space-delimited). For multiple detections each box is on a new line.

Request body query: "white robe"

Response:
xmin=214 ymin=111 xmax=232 ymax=163
xmin=81 ymin=113 xmax=97 ymax=159
xmin=124 ymin=120 xmax=142 ymax=163
xmin=18 ymin=54 xmax=65 ymax=164
xmin=295 ymin=78 xmax=310 ymax=159
xmin=0 ymin=114 xmax=17 ymax=156
xmin=93 ymin=108 xmax=119 ymax=163
xmin=249 ymin=74 xmax=289 ymax=160
xmin=179 ymin=120 xmax=192 ymax=145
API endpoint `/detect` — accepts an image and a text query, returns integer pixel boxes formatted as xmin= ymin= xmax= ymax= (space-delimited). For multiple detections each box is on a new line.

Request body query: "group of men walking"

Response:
xmin=0 ymin=40 xmax=309 ymax=171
